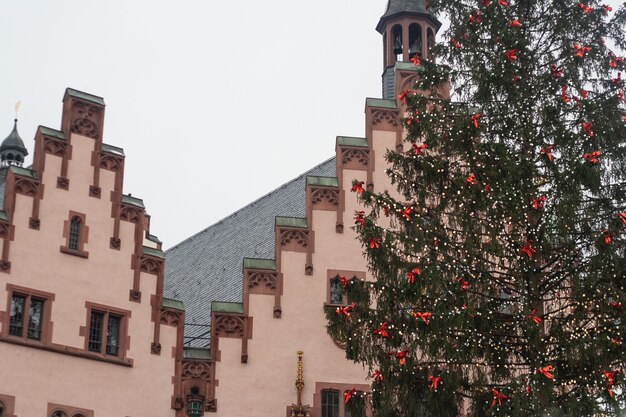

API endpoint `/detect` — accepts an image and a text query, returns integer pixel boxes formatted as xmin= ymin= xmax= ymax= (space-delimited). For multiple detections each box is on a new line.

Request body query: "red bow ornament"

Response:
xmin=582 ymin=151 xmax=601 ymax=164
xmin=355 ymin=211 xmax=366 ymax=226
xmin=470 ymin=113 xmax=481 ymax=128
xmin=582 ymin=122 xmax=594 ymax=137
xmin=603 ymin=5 xmax=613 ymax=13
xmin=468 ymin=11 xmax=482 ymax=25
xmin=340 ymin=275 xmax=349 ymax=288
xmin=351 ymin=181 xmax=365 ymax=194
xmin=561 ymin=85 xmax=570 ymax=103
xmin=519 ymin=240 xmax=536 ymax=258
xmin=528 ymin=308 xmax=543 ymax=325
xmin=394 ymin=350 xmax=409 ymax=365
xmin=603 ymin=230 xmax=612 ymax=245
xmin=466 ymin=173 xmax=478 ymax=186
xmin=532 ymin=196 xmax=547 ymax=210
xmin=344 ymin=389 xmax=357 ymax=404
xmin=541 ymin=145 xmax=554 ymax=162
xmin=510 ymin=19 xmax=521 ymax=28
xmin=573 ymin=43 xmax=592 ymax=58
xmin=505 ymin=49 xmax=518 ymax=63
xmin=409 ymin=143 xmax=427 ymax=156
xmin=458 ymin=277 xmax=470 ymax=291
xmin=601 ymin=370 xmax=619 ymax=398
xmin=551 ymin=64 xmax=564 ymax=78
xmin=336 ymin=303 xmax=356 ymax=318
xmin=402 ymin=206 xmax=412 ymax=221
xmin=406 ymin=267 xmax=421 ymax=284
xmin=371 ymin=370 xmax=384 ymax=384
xmin=491 ymin=389 xmax=510 ymax=407
xmin=410 ymin=54 xmax=421 ymax=66
xmin=537 ymin=365 xmax=555 ymax=380
xmin=373 ymin=322 xmax=389 ymax=338
xmin=450 ymin=38 xmax=461 ymax=49
xmin=399 ymin=89 xmax=413 ymax=103
xmin=498 ymin=0 xmax=509 ymax=6
xmin=619 ymin=212 xmax=626 ymax=226
xmin=578 ymin=2 xmax=593 ymax=14
xmin=429 ymin=375 xmax=442 ymax=390
xmin=413 ymin=311 xmax=433 ymax=325
xmin=369 ymin=237 xmax=381 ymax=249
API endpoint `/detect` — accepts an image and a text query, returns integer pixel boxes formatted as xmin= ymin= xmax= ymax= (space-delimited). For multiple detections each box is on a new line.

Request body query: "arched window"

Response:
xmin=409 ymin=24 xmax=422 ymax=58
xmin=69 ymin=216 xmax=81 ymax=250
xmin=321 ymin=390 xmax=340 ymax=417
xmin=0 ymin=401 xmax=5 ymax=417
xmin=73 ymin=414 xmax=86 ymax=417
xmin=51 ymin=411 xmax=68 ymax=417
xmin=329 ymin=277 xmax=344 ymax=305
xmin=392 ymin=25 xmax=403 ymax=60
xmin=427 ymin=28 xmax=435 ymax=60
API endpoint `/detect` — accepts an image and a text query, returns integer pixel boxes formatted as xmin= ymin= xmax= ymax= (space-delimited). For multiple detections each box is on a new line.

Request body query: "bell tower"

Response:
xmin=377 ymin=0 xmax=442 ymax=99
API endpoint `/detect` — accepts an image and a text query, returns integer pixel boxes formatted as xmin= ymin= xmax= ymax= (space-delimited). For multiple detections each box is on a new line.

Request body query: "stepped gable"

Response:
xmin=164 ymin=157 xmax=336 ymax=346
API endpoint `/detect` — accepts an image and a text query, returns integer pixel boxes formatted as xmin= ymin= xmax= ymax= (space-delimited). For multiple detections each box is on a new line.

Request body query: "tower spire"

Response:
xmin=1 ymin=117 xmax=28 ymax=167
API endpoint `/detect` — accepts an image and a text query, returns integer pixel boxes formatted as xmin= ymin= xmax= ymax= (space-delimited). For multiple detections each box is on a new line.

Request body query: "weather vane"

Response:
xmin=14 ymin=101 xmax=21 ymax=120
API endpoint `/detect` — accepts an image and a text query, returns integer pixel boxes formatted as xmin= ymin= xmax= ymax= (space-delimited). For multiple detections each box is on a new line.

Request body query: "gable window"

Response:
xmin=4 ymin=286 xmax=53 ymax=342
xmin=51 ymin=412 xmax=68 ymax=417
xmin=47 ymin=404 xmax=93 ymax=417
xmin=329 ymin=277 xmax=344 ymax=305
xmin=60 ymin=211 xmax=89 ymax=258
xmin=321 ymin=390 xmax=339 ymax=417
xmin=69 ymin=217 xmax=81 ymax=250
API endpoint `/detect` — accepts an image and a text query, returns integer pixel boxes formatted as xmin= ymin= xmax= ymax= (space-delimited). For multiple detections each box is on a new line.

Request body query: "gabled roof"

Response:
xmin=164 ymin=157 xmax=337 ymax=347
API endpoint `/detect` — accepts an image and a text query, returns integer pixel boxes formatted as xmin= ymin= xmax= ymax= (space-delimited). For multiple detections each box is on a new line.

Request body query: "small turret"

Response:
xmin=0 ymin=119 xmax=28 ymax=167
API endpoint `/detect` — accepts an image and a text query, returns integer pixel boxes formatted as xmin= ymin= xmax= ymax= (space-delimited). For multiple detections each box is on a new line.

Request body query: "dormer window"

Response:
xmin=60 ymin=211 xmax=89 ymax=258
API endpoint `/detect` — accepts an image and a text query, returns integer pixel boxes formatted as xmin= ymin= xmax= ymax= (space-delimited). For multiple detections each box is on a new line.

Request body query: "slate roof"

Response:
xmin=164 ymin=157 xmax=337 ymax=347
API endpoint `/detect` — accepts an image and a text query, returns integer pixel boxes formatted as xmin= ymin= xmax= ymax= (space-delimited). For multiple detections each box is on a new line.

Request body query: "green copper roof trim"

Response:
xmin=366 ymin=98 xmax=397 ymax=109
xmin=65 ymin=88 xmax=106 ymax=106
xmin=102 ymin=143 xmax=125 ymax=156
xmin=162 ymin=297 xmax=185 ymax=311
xmin=395 ymin=61 xmax=422 ymax=72
xmin=122 ymin=194 xmax=145 ymax=208
xmin=183 ymin=347 xmax=211 ymax=360
xmin=0 ymin=211 xmax=8 ymax=221
xmin=307 ymin=176 xmax=339 ymax=188
xmin=39 ymin=126 xmax=65 ymax=141
xmin=336 ymin=136 xmax=368 ymax=148
xmin=10 ymin=166 xmax=38 ymax=180
xmin=243 ymin=258 xmax=276 ymax=271
xmin=275 ymin=216 xmax=308 ymax=229
xmin=212 ymin=301 xmax=244 ymax=314
xmin=143 ymin=246 xmax=165 ymax=259
xmin=147 ymin=233 xmax=162 ymax=244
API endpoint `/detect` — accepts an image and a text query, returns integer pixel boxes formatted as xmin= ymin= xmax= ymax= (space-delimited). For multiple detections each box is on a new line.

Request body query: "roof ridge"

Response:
xmin=166 ymin=156 xmax=336 ymax=252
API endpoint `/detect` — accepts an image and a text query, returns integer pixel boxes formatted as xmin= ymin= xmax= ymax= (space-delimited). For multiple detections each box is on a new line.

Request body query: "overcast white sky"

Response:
xmin=0 ymin=1 xmax=622 ymax=248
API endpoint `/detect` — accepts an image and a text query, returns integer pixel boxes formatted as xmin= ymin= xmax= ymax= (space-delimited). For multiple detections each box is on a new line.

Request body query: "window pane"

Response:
xmin=9 ymin=294 xmax=26 ymax=336
xmin=321 ymin=390 xmax=339 ymax=417
xmin=69 ymin=217 xmax=81 ymax=250
xmin=106 ymin=315 xmax=121 ymax=356
xmin=329 ymin=278 xmax=344 ymax=305
xmin=88 ymin=311 xmax=104 ymax=352
xmin=28 ymin=298 xmax=44 ymax=340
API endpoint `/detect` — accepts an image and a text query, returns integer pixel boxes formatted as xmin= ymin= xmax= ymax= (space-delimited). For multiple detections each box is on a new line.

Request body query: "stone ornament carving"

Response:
xmin=57 ymin=177 xmax=69 ymax=190
xmin=70 ymin=102 xmax=101 ymax=139
xmin=181 ymin=361 xmax=212 ymax=379
xmin=43 ymin=138 xmax=66 ymax=157
xmin=0 ymin=261 xmax=10 ymax=271
xmin=99 ymin=154 xmax=123 ymax=172
xmin=280 ymin=230 xmax=309 ymax=248
xmin=129 ymin=289 xmax=141 ymax=302
xmin=372 ymin=110 xmax=399 ymax=128
xmin=310 ymin=188 xmax=339 ymax=207
xmin=120 ymin=204 xmax=142 ymax=224
xmin=29 ymin=218 xmax=41 ymax=230
xmin=110 ymin=237 xmax=121 ymax=249
xmin=14 ymin=177 xmax=38 ymax=197
xmin=0 ymin=222 xmax=11 ymax=239
xmin=341 ymin=149 xmax=369 ymax=166
xmin=151 ymin=342 xmax=162 ymax=354
xmin=248 ymin=272 xmax=278 ymax=290
xmin=160 ymin=309 xmax=183 ymax=327
xmin=206 ymin=399 xmax=217 ymax=412
xmin=89 ymin=185 xmax=101 ymax=198
xmin=214 ymin=315 xmax=245 ymax=338
xmin=140 ymin=256 xmax=164 ymax=275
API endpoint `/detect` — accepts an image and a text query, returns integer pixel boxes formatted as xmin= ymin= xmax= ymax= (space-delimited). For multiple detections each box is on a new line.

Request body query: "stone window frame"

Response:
xmin=81 ymin=301 xmax=131 ymax=360
xmin=47 ymin=402 xmax=93 ymax=417
xmin=0 ymin=394 xmax=16 ymax=417
xmin=60 ymin=211 xmax=89 ymax=258
xmin=312 ymin=382 xmax=370 ymax=417
xmin=325 ymin=270 xmax=366 ymax=307
xmin=1 ymin=284 xmax=55 ymax=345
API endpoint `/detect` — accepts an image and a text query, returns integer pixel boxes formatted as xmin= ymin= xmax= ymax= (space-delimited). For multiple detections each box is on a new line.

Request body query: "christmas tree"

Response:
xmin=327 ymin=1 xmax=626 ymax=416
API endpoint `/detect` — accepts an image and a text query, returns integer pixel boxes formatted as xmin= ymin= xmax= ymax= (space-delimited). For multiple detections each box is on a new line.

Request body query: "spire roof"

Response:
xmin=376 ymin=0 xmax=441 ymax=33
xmin=0 ymin=119 xmax=28 ymax=156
